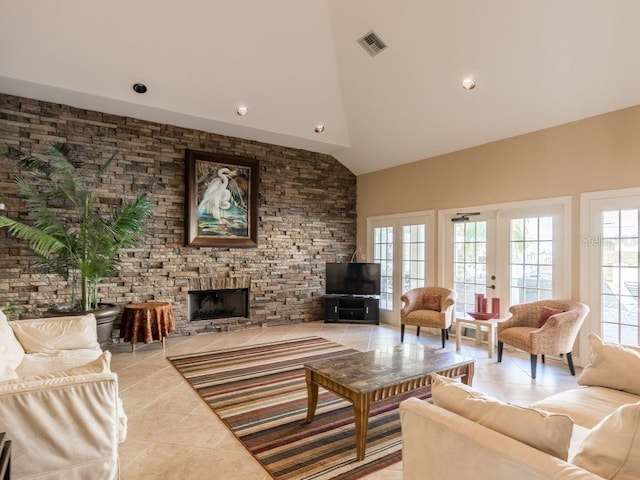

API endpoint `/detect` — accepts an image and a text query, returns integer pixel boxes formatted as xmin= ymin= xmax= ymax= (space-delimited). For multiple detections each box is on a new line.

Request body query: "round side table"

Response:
xmin=119 ymin=301 xmax=176 ymax=351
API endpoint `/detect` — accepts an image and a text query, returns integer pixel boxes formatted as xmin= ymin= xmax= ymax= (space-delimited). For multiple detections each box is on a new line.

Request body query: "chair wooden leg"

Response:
xmin=401 ymin=324 xmax=405 ymax=343
xmin=530 ymin=354 xmax=538 ymax=379
xmin=445 ymin=328 xmax=449 ymax=340
xmin=497 ymin=341 xmax=503 ymax=362
xmin=441 ymin=329 xmax=446 ymax=348
xmin=541 ymin=354 xmax=545 ymax=364
xmin=567 ymin=352 xmax=576 ymax=376
xmin=416 ymin=326 xmax=421 ymax=337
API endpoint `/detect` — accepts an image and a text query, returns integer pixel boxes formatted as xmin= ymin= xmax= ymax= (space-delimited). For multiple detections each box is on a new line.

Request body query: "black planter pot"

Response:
xmin=47 ymin=303 xmax=121 ymax=350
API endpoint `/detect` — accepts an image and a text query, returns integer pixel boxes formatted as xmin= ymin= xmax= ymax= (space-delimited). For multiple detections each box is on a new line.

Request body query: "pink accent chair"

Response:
xmin=400 ymin=287 xmax=457 ymax=348
xmin=497 ymin=299 xmax=590 ymax=379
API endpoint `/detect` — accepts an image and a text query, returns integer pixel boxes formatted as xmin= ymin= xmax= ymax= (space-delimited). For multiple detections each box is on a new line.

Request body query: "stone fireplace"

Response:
xmin=188 ymin=288 xmax=249 ymax=322
xmin=185 ymin=276 xmax=252 ymax=332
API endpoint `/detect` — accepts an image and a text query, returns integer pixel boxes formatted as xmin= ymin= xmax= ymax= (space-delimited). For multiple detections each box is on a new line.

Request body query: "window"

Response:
xmin=368 ymin=212 xmax=434 ymax=324
xmin=442 ymin=198 xmax=570 ymax=322
xmin=373 ymin=226 xmax=394 ymax=310
xmin=453 ymin=221 xmax=487 ymax=316
xmin=402 ymin=224 xmax=426 ymax=293
xmin=510 ymin=217 xmax=553 ymax=304
xmin=581 ymin=188 xmax=640 ymax=352
xmin=600 ymin=209 xmax=639 ymax=345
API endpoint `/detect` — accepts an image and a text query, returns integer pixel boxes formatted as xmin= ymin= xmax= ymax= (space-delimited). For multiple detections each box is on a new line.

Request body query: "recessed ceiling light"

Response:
xmin=461 ymin=78 xmax=476 ymax=90
xmin=314 ymin=125 xmax=325 ymax=133
xmin=236 ymin=105 xmax=249 ymax=116
xmin=132 ymin=83 xmax=148 ymax=94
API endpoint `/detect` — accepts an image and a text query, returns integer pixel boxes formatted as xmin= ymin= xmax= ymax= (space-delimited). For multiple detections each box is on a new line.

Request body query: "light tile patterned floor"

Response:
xmin=110 ymin=322 xmax=581 ymax=480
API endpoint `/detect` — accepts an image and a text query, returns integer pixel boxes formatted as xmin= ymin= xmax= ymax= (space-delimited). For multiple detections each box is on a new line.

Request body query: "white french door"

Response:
xmin=367 ymin=211 xmax=435 ymax=325
xmin=450 ymin=215 xmax=497 ymax=317
xmin=442 ymin=198 xmax=571 ymax=318
xmin=582 ymin=188 xmax=640 ymax=349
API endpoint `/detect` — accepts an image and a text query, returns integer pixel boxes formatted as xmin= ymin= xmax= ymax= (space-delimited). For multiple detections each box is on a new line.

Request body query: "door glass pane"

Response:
xmin=453 ymin=221 xmax=487 ymax=316
xmin=510 ymin=216 xmax=553 ymax=305
xmin=374 ymin=226 xmax=393 ymax=310
xmin=402 ymin=224 xmax=425 ymax=294
xmin=600 ymin=209 xmax=640 ymax=345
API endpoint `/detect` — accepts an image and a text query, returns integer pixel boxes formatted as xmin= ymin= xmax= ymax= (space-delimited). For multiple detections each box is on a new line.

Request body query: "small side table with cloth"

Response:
xmin=119 ymin=301 xmax=175 ymax=351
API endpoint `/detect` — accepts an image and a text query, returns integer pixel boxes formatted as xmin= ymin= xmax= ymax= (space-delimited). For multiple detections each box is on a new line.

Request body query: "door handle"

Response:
xmin=487 ymin=285 xmax=496 ymax=290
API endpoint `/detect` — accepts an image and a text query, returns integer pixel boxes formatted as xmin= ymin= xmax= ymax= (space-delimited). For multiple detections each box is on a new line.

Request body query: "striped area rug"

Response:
xmin=168 ymin=336 xmax=431 ymax=480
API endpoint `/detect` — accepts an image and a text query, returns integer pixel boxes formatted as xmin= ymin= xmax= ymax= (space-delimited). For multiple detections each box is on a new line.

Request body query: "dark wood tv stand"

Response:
xmin=324 ymin=295 xmax=379 ymax=325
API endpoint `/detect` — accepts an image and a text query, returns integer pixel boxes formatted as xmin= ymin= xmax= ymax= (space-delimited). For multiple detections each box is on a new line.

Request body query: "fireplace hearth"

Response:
xmin=188 ymin=288 xmax=249 ymax=322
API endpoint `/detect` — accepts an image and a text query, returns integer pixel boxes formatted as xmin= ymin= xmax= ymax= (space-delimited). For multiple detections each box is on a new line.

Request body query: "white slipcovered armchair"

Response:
xmin=0 ymin=310 xmax=127 ymax=479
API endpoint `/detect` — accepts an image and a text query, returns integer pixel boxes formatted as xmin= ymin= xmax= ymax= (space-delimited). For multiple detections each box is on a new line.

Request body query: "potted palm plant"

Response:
xmin=0 ymin=142 xmax=152 ymax=348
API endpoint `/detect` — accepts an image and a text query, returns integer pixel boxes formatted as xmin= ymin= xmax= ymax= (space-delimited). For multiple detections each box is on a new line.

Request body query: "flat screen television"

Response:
xmin=325 ymin=262 xmax=381 ymax=296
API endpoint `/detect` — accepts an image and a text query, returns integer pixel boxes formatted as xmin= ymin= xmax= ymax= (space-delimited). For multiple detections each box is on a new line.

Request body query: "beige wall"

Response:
xmin=357 ymin=104 xmax=640 ymax=299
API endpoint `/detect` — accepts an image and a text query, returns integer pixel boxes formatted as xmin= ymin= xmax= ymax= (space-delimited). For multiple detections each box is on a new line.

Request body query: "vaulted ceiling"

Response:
xmin=1 ymin=1 xmax=639 ymax=175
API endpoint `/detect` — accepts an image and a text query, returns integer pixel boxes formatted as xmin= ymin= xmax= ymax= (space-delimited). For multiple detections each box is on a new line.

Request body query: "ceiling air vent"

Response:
xmin=358 ymin=30 xmax=387 ymax=57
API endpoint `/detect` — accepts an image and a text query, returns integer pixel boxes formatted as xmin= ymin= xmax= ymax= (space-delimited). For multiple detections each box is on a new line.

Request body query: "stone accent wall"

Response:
xmin=0 ymin=93 xmax=357 ymax=334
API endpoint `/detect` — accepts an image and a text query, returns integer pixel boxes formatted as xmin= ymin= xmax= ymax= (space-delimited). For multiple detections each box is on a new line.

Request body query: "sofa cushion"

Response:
xmin=532 ymin=386 xmax=640 ymax=429
xmin=571 ymin=401 xmax=640 ymax=479
xmin=10 ymin=314 xmax=100 ymax=353
xmin=578 ymin=333 xmax=640 ymax=396
xmin=0 ymin=310 xmax=25 ymax=369
xmin=14 ymin=348 xmax=104 ymax=378
xmin=3 ymin=351 xmax=111 ymax=385
xmin=431 ymin=373 xmax=574 ymax=460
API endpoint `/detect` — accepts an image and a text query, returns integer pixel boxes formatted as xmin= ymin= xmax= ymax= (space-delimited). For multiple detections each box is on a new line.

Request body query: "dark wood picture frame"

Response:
xmin=184 ymin=150 xmax=259 ymax=247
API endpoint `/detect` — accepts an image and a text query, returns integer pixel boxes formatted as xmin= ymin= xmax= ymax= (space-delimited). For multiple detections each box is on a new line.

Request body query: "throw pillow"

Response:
xmin=10 ymin=314 xmax=100 ymax=353
xmin=422 ymin=294 xmax=441 ymax=311
xmin=0 ymin=310 xmax=25 ymax=369
xmin=577 ymin=333 xmax=640 ymax=396
xmin=539 ymin=306 xmax=564 ymax=327
xmin=430 ymin=373 xmax=574 ymax=460
xmin=571 ymin=401 xmax=640 ymax=479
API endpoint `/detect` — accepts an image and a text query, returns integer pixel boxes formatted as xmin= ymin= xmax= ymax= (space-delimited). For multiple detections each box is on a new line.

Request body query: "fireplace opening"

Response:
xmin=188 ymin=288 xmax=249 ymax=322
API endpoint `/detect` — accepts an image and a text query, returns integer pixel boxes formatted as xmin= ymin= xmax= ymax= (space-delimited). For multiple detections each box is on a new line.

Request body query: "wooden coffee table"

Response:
xmin=304 ymin=343 xmax=474 ymax=461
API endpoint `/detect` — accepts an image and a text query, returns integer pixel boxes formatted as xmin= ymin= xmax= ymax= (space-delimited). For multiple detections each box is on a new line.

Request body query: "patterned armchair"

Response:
xmin=401 ymin=287 xmax=457 ymax=348
xmin=497 ymin=299 xmax=590 ymax=379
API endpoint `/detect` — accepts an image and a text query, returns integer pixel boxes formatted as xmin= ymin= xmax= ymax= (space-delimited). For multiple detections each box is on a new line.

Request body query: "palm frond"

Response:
xmin=7 ymin=144 xmax=49 ymax=172
xmin=3 ymin=141 xmax=152 ymax=309
xmin=110 ymin=193 xmax=151 ymax=247
xmin=0 ymin=216 xmax=67 ymax=257
xmin=46 ymin=142 xmax=76 ymax=175
xmin=97 ymin=150 xmax=119 ymax=176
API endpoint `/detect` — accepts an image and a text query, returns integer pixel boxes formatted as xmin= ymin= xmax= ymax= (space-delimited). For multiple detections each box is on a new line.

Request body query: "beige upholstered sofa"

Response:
xmin=400 ymin=333 xmax=640 ymax=480
xmin=0 ymin=310 xmax=127 ymax=479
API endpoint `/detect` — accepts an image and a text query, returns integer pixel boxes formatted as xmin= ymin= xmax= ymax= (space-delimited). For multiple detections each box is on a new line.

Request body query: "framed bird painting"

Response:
xmin=184 ymin=150 xmax=259 ymax=247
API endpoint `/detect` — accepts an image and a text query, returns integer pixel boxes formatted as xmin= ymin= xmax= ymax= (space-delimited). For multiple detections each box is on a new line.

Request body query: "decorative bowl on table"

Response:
xmin=467 ymin=312 xmax=499 ymax=320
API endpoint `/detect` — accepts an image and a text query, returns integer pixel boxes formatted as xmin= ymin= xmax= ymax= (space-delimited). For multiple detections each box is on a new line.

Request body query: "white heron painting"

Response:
xmin=185 ymin=150 xmax=258 ymax=247
xmin=196 ymin=161 xmax=250 ymax=238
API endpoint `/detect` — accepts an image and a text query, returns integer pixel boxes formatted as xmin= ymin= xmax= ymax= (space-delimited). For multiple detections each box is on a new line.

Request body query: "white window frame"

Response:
xmin=439 ymin=196 xmax=572 ymax=318
xmin=580 ymin=187 xmax=640 ymax=356
xmin=367 ymin=210 xmax=435 ymax=325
